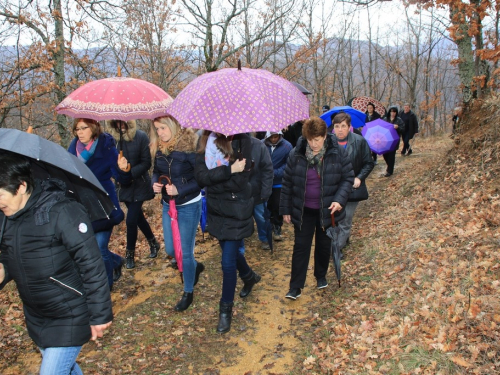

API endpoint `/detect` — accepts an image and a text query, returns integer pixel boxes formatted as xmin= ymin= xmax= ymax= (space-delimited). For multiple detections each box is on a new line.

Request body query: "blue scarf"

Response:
xmin=76 ymin=138 xmax=98 ymax=163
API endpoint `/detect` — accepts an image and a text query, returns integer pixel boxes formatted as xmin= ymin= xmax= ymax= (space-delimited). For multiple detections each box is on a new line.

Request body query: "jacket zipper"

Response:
xmin=49 ymin=277 xmax=83 ymax=296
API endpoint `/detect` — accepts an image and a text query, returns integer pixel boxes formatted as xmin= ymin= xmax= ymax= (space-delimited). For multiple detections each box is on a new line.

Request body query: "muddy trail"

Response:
xmin=1 ymin=135 xmax=457 ymax=374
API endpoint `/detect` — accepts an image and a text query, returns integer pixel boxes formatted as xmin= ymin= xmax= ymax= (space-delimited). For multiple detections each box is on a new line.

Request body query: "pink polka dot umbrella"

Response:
xmin=165 ymin=63 xmax=310 ymax=135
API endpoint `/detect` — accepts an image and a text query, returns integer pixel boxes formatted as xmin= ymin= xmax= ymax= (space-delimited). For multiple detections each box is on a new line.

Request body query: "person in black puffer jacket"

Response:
xmin=280 ymin=117 xmax=354 ymax=300
xmin=0 ymin=151 xmax=112 ymax=374
xmin=106 ymin=119 xmax=159 ymax=270
xmin=194 ymin=131 xmax=261 ymax=334
xmin=331 ymin=112 xmax=374 ymax=252
xmin=382 ymin=106 xmax=405 ymax=177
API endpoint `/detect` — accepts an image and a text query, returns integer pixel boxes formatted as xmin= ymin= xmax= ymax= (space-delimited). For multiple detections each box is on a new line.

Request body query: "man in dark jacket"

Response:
xmin=239 ymin=135 xmax=273 ymax=252
xmin=331 ymin=113 xmax=374 ymax=251
xmin=0 ymin=151 xmax=112 ymax=374
xmin=264 ymin=131 xmax=293 ymax=242
xmin=399 ymin=103 xmax=419 ymax=155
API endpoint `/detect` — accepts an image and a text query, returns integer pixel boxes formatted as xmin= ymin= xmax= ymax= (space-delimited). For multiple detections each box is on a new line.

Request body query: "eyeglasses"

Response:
xmin=75 ymin=126 xmax=89 ymax=132
xmin=333 ymin=124 xmax=349 ymax=129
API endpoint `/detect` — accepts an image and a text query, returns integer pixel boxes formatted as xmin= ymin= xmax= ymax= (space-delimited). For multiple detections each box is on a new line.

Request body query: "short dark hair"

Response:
xmin=72 ymin=118 xmax=102 ymax=139
xmin=367 ymin=102 xmax=375 ymax=110
xmin=302 ymin=117 xmax=327 ymax=139
xmin=332 ymin=112 xmax=351 ymax=126
xmin=0 ymin=151 xmax=34 ymax=195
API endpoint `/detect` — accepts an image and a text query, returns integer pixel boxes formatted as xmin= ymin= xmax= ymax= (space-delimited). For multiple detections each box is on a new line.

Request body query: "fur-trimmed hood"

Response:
xmin=160 ymin=128 xmax=198 ymax=154
xmin=105 ymin=119 xmax=137 ymax=142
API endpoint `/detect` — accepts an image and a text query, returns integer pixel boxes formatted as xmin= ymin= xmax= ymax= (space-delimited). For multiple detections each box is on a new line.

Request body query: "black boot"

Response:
xmin=273 ymin=226 xmax=282 ymax=241
xmin=113 ymin=257 xmax=125 ymax=282
xmin=174 ymin=292 xmax=193 ymax=312
xmin=147 ymin=238 xmax=160 ymax=258
xmin=194 ymin=262 xmax=205 ymax=286
xmin=239 ymin=270 xmax=261 ymax=298
xmin=125 ymin=249 xmax=135 ymax=269
xmin=217 ymin=301 xmax=234 ymax=334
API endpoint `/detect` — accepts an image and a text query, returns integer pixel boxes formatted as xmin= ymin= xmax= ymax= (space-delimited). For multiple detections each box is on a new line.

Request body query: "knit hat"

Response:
xmin=322 ymin=105 xmax=330 ymax=113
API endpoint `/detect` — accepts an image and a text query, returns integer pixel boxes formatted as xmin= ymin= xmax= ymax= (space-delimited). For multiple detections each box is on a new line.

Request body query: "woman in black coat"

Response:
xmin=194 ymin=131 xmax=261 ymax=333
xmin=0 ymin=151 xmax=112 ymax=374
xmin=280 ymin=117 xmax=354 ymax=300
xmin=106 ymin=119 xmax=159 ymax=270
xmin=382 ymin=106 xmax=405 ymax=177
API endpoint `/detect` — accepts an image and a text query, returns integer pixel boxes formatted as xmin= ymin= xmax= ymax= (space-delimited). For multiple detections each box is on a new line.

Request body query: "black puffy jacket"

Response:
xmin=106 ymin=121 xmax=154 ymax=203
xmin=0 ymin=179 xmax=112 ymax=348
xmin=194 ymin=133 xmax=254 ymax=241
xmin=279 ymin=134 xmax=354 ymax=229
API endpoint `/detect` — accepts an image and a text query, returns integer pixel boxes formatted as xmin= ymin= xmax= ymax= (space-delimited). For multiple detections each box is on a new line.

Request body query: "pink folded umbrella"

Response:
xmin=159 ymin=175 xmax=183 ymax=283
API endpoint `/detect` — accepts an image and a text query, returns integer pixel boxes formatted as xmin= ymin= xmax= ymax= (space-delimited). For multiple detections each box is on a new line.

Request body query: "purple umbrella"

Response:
xmin=166 ymin=61 xmax=310 ymax=135
xmin=362 ymin=118 xmax=400 ymax=155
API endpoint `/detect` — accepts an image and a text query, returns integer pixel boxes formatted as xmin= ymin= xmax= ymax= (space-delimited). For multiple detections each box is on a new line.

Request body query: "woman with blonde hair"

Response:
xmin=150 ymin=116 xmax=204 ymax=312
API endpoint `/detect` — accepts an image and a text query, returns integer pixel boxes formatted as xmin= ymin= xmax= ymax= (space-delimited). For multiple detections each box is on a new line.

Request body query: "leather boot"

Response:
xmin=194 ymin=262 xmax=205 ymax=286
xmin=125 ymin=249 xmax=135 ymax=269
xmin=113 ymin=257 xmax=125 ymax=282
xmin=239 ymin=270 xmax=261 ymax=298
xmin=147 ymin=238 xmax=160 ymax=258
xmin=174 ymin=292 xmax=193 ymax=312
xmin=217 ymin=301 xmax=234 ymax=334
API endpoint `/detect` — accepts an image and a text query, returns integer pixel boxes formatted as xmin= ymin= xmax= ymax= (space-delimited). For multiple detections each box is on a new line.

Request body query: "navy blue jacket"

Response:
xmin=263 ymin=134 xmax=293 ymax=187
xmin=68 ymin=133 xmax=129 ymax=232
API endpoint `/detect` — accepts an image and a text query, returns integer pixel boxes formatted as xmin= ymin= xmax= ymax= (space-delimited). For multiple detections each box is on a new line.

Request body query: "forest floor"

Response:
xmin=1 ymin=98 xmax=500 ymax=374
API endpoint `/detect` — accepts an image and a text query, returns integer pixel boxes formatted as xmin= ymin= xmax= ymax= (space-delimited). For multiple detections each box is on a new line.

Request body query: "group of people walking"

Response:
xmin=0 ymin=99 xmax=417 ymax=373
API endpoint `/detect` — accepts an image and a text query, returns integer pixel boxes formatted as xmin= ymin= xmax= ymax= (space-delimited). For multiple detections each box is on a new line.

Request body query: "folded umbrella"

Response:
xmin=263 ymin=203 xmax=273 ymax=253
xmin=200 ymin=189 xmax=207 ymax=240
xmin=326 ymin=212 xmax=342 ymax=287
xmin=320 ymin=106 xmax=366 ymax=129
xmin=0 ymin=128 xmax=114 ymax=221
xmin=362 ymin=118 xmax=400 ymax=155
xmin=159 ymin=175 xmax=183 ymax=283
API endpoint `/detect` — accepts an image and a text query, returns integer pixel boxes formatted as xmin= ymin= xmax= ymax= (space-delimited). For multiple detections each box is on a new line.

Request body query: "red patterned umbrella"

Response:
xmin=55 ymin=77 xmax=173 ymax=121
xmin=159 ymin=175 xmax=183 ymax=283
xmin=348 ymin=96 xmax=386 ymax=118
xmin=166 ymin=61 xmax=310 ymax=135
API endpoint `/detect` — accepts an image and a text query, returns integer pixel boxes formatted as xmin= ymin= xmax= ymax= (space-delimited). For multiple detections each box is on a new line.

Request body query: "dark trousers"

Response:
xmin=401 ymin=132 xmax=411 ymax=154
xmin=124 ymin=201 xmax=155 ymax=250
xmin=371 ymin=151 xmax=377 ymax=162
xmin=267 ymin=187 xmax=283 ymax=228
xmin=289 ymin=207 xmax=331 ymax=289
xmin=219 ymin=240 xmax=251 ymax=303
xmin=383 ymin=150 xmax=396 ymax=175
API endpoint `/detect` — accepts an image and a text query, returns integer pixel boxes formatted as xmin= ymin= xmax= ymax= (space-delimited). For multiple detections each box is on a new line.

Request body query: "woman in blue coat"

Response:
xmin=150 ymin=116 xmax=204 ymax=312
xmin=68 ymin=118 xmax=130 ymax=290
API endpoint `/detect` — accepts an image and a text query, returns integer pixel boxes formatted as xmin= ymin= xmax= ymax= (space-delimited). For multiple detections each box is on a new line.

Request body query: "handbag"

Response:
xmin=348 ymin=180 xmax=369 ymax=202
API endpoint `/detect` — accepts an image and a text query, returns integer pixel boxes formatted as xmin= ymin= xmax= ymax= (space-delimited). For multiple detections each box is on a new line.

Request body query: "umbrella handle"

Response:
xmin=119 ymin=151 xmax=131 ymax=172
xmin=158 ymin=175 xmax=174 ymax=200
xmin=331 ymin=212 xmax=335 ymax=227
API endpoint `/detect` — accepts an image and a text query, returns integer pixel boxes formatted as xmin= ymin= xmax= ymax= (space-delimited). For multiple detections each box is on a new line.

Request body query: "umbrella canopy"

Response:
xmin=0 ymin=128 xmax=114 ymax=221
xmin=348 ymin=96 xmax=387 ymax=118
xmin=55 ymin=77 xmax=173 ymax=121
xmin=159 ymin=175 xmax=183 ymax=281
xmin=320 ymin=106 xmax=366 ymax=129
xmin=291 ymin=82 xmax=312 ymax=95
xmin=326 ymin=212 xmax=341 ymax=287
xmin=166 ymin=63 xmax=310 ymax=135
xmin=362 ymin=118 xmax=400 ymax=155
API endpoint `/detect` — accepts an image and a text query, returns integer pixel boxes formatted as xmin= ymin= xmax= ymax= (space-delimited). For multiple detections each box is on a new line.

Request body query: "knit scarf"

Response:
xmin=76 ymin=138 xmax=98 ymax=163
xmin=205 ymin=132 xmax=229 ymax=169
xmin=305 ymin=142 xmax=326 ymax=177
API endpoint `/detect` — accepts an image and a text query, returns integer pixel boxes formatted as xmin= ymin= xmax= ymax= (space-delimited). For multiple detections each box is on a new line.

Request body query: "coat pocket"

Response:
xmin=49 ymin=277 xmax=84 ymax=296
xmin=209 ymin=194 xmax=254 ymax=221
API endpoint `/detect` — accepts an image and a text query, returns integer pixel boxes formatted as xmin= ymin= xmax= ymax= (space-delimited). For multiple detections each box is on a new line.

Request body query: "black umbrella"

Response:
xmin=0 ymin=128 xmax=114 ymax=221
xmin=291 ymin=82 xmax=312 ymax=95
xmin=326 ymin=212 xmax=342 ymax=287
xmin=263 ymin=203 xmax=273 ymax=253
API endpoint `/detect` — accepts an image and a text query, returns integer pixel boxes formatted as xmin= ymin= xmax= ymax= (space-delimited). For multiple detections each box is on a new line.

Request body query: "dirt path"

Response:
xmin=0 ymin=138 xmax=448 ymax=375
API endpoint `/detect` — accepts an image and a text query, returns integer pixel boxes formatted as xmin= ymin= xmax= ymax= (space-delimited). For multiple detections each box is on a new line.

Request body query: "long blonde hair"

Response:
xmin=149 ymin=115 xmax=182 ymax=159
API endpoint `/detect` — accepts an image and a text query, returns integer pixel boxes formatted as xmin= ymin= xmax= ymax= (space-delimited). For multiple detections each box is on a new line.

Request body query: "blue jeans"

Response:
xmin=239 ymin=203 xmax=268 ymax=254
xmin=39 ymin=346 xmax=83 ymax=375
xmin=220 ymin=240 xmax=251 ymax=303
xmin=162 ymin=199 xmax=202 ymax=293
xmin=95 ymin=229 xmax=123 ymax=289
